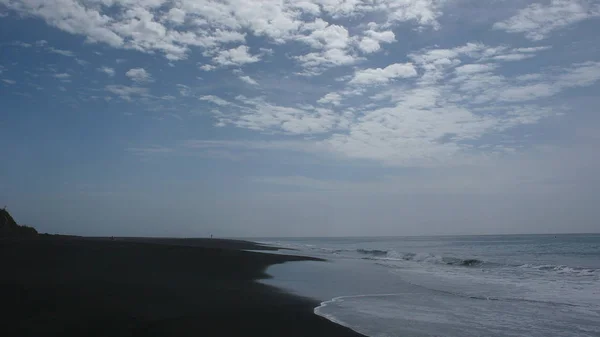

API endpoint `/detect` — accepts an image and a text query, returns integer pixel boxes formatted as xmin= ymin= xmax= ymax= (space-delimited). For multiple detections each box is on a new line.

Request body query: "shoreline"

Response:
xmin=1 ymin=236 xmax=365 ymax=337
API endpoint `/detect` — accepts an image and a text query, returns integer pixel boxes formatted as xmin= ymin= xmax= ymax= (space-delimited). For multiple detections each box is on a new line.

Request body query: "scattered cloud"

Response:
xmin=3 ymin=0 xmax=600 ymax=169
xmin=199 ymin=64 xmax=217 ymax=71
xmin=317 ymin=92 xmax=342 ymax=106
xmin=211 ymin=95 xmax=351 ymax=135
xmin=514 ymin=46 xmax=552 ymax=53
xmin=493 ymin=53 xmax=536 ymax=62
xmin=455 ymin=64 xmax=497 ymax=75
xmin=2 ymin=0 xmax=443 ymax=65
xmin=53 ymin=73 xmax=71 ymax=79
xmin=259 ymin=47 xmax=273 ymax=55
xmin=125 ymin=68 xmax=152 ymax=83
xmin=239 ymin=75 xmax=259 ymax=86
xmin=213 ymin=45 xmax=260 ymax=67
xmin=105 ymin=85 xmax=148 ymax=100
xmin=2 ymin=79 xmax=16 ymax=85
xmin=176 ymin=84 xmax=191 ymax=97
xmin=166 ymin=7 xmax=186 ymax=25
xmin=98 ymin=66 xmax=115 ymax=76
xmin=199 ymin=95 xmax=233 ymax=106
xmin=295 ymin=48 xmax=358 ymax=75
xmin=494 ymin=0 xmax=600 ymax=41
xmin=48 ymin=47 xmax=75 ymax=57
xmin=350 ymin=63 xmax=418 ymax=85
xmin=11 ymin=41 xmax=32 ymax=47
xmin=358 ymin=27 xmax=396 ymax=54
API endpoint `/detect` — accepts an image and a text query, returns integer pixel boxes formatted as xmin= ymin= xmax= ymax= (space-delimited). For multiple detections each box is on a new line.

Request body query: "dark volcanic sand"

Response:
xmin=1 ymin=237 xmax=364 ymax=337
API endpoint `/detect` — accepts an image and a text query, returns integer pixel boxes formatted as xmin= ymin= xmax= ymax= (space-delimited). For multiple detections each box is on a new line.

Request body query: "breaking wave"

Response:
xmin=354 ymin=248 xmax=597 ymax=276
xmin=518 ymin=264 xmax=597 ymax=276
xmin=356 ymin=249 xmax=484 ymax=267
xmin=356 ymin=249 xmax=388 ymax=256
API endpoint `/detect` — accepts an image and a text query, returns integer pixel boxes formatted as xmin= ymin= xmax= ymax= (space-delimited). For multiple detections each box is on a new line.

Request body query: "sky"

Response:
xmin=1 ymin=0 xmax=599 ymax=237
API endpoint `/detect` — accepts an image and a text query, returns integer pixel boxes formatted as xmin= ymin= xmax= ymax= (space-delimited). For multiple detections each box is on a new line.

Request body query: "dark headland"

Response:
xmin=1 ymin=211 xmax=364 ymax=337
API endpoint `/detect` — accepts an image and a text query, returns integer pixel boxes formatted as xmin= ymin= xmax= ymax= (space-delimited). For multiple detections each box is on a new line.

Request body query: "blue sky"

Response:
xmin=1 ymin=0 xmax=600 ymax=237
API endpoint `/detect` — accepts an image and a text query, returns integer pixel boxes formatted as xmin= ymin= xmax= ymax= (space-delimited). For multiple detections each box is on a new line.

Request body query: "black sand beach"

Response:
xmin=1 ymin=236 xmax=364 ymax=337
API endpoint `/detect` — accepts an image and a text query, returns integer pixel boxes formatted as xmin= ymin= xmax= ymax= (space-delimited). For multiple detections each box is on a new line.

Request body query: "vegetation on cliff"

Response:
xmin=0 ymin=207 xmax=38 ymax=237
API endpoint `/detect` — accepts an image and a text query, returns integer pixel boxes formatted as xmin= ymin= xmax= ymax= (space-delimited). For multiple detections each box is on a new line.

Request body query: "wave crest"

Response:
xmin=356 ymin=249 xmax=388 ymax=256
xmin=356 ymin=249 xmax=483 ymax=267
xmin=518 ymin=264 xmax=597 ymax=276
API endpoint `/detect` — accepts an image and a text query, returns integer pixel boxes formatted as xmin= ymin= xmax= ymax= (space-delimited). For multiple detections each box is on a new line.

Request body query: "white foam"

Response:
xmin=316 ymin=292 xmax=600 ymax=337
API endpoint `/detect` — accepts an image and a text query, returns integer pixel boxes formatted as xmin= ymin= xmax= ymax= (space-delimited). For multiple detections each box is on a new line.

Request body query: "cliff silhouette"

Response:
xmin=0 ymin=208 xmax=38 ymax=237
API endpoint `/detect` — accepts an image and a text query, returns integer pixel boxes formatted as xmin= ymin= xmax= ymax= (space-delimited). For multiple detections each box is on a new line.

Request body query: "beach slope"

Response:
xmin=1 ymin=237 xmax=364 ymax=337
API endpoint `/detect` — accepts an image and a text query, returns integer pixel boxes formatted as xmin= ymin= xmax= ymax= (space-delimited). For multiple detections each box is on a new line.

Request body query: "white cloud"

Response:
xmin=5 ymin=0 xmax=600 ymax=169
xmin=514 ymin=46 xmax=552 ymax=53
xmin=259 ymin=47 xmax=274 ymax=55
xmin=105 ymin=85 xmax=148 ymax=100
xmin=53 ymin=73 xmax=71 ymax=79
xmin=357 ymin=38 xmax=382 ymax=54
xmin=556 ymin=61 xmax=600 ymax=87
xmin=239 ymin=75 xmax=259 ymax=86
xmin=2 ymin=79 xmax=16 ymax=85
xmin=310 ymin=44 xmax=600 ymax=166
xmin=213 ymin=45 xmax=260 ymax=66
xmin=12 ymin=41 xmax=32 ymax=47
xmin=210 ymin=96 xmax=351 ymax=134
xmin=125 ymin=68 xmax=152 ymax=83
xmin=48 ymin=47 xmax=75 ymax=57
xmin=455 ymin=64 xmax=497 ymax=75
xmin=199 ymin=64 xmax=217 ymax=71
xmin=463 ymin=61 xmax=600 ymax=103
xmin=299 ymin=21 xmax=350 ymax=49
xmin=98 ymin=66 xmax=115 ymax=76
xmin=482 ymin=45 xmax=550 ymax=62
xmin=317 ymin=92 xmax=342 ymax=106
xmin=383 ymin=0 xmax=445 ymax=28
xmin=358 ymin=27 xmax=396 ymax=53
xmin=494 ymin=0 xmax=600 ymax=41
xmin=516 ymin=74 xmax=544 ymax=82
xmin=294 ymin=20 xmax=360 ymax=73
xmin=176 ymin=84 xmax=191 ymax=96
xmin=295 ymin=48 xmax=359 ymax=74
xmin=1 ymin=0 xmax=443 ymax=63
xmin=350 ymin=63 xmax=418 ymax=85
xmin=199 ymin=95 xmax=232 ymax=106
xmin=492 ymin=53 xmax=536 ymax=62
xmin=166 ymin=7 xmax=186 ymax=24
xmin=365 ymin=28 xmax=396 ymax=43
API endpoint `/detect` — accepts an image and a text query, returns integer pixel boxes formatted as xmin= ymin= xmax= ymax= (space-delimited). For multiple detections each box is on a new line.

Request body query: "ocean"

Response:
xmin=257 ymin=234 xmax=600 ymax=337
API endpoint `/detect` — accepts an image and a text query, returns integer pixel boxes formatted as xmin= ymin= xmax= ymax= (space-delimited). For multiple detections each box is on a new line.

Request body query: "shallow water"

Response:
xmin=259 ymin=234 xmax=600 ymax=337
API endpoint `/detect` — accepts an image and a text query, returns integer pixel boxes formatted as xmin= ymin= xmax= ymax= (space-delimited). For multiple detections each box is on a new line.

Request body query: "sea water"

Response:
xmin=258 ymin=235 xmax=600 ymax=337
